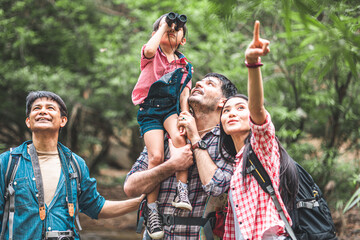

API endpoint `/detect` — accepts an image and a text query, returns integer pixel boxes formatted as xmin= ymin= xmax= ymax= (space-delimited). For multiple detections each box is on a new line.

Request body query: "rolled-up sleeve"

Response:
xmin=125 ymin=147 xmax=149 ymax=183
xmin=202 ymin=142 xmax=233 ymax=196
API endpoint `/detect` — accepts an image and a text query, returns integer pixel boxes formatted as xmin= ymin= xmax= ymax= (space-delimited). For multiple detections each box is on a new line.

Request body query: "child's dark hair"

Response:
xmin=153 ymin=13 xmax=187 ymax=38
xmin=219 ymin=94 xmax=299 ymax=211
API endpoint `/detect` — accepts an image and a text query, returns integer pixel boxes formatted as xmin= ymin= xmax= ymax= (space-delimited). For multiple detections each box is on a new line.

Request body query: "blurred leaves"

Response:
xmin=0 ymin=0 xmax=359 ymax=206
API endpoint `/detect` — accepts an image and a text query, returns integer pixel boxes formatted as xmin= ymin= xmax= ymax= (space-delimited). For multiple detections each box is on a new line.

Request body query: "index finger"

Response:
xmin=253 ymin=20 xmax=260 ymax=42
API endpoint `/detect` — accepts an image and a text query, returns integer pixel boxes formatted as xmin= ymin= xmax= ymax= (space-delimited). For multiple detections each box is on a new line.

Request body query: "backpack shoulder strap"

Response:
xmin=69 ymin=154 xmax=82 ymax=231
xmin=246 ymin=143 xmax=297 ymax=240
xmin=1 ymin=149 xmax=21 ymax=240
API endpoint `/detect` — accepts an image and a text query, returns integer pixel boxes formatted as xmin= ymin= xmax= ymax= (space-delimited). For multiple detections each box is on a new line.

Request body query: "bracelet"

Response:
xmin=245 ymin=60 xmax=263 ymax=68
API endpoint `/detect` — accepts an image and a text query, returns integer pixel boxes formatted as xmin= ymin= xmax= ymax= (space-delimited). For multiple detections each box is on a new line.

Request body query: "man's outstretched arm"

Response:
xmin=98 ymin=195 xmax=145 ymax=219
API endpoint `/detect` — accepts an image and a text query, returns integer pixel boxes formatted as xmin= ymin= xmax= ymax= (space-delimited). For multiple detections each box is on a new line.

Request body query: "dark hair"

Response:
xmin=219 ymin=94 xmax=299 ymax=211
xmin=153 ymin=14 xmax=187 ymax=38
xmin=204 ymin=73 xmax=238 ymax=98
xmin=26 ymin=91 xmax=68 ymax=118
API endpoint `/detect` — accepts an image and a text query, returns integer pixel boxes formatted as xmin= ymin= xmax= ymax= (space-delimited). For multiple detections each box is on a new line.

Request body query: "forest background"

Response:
xmin=0 ymin=0 xmax=359 ymax=237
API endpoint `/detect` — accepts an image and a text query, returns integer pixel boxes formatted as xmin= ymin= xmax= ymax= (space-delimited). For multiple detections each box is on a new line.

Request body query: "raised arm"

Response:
xmin=144 ymin=17 xmax=173 ymax=58
xmin=245 ymin=20 xmax=270 ymax=125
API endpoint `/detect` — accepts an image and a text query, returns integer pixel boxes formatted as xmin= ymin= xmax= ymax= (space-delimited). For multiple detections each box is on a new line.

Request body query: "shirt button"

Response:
xmin=36 ymin=194 xmax=39 ymax=197
xmin=181 ymin=69 xmax=185 ymax=73
xmin=240 ymin=222 xmax=242 ymax=225
xmin=232 ymin=187 xmax=235 ymax=190
xmin=236 ymin=205 xmax=238 ymax=208
xmin=174 ymin=213 xmax=177 ymax=216
xmin=156 ymin=105 xmax=160 ymax=107
xmin=48 ymin=227 xmax=51 ymax=231
xmin=14 ymin=182 xmax=17 ymax=185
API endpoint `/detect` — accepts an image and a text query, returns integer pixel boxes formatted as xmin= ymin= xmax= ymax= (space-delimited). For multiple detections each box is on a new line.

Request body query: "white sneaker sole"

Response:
xmin=172 ymin=201 xmax=193 ymax=211
xmin=147 ymin=229 xmax=164 ymax=239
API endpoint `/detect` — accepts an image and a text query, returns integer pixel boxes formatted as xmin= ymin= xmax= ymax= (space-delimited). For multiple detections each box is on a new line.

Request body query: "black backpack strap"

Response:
xmin=246 ymin=144 xmax=297 ymax=240
xmin=70 ymin=154 xmax=82 ymax=231
xmin=1 ymin=148 xmax=20 ymax=240
xmin=162 ymin=214 xmax=214 ymax=240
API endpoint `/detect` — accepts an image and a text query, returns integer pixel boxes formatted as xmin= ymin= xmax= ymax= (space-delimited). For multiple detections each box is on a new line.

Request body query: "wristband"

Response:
xmin=245 ymin=60 xmax=263 ymax=68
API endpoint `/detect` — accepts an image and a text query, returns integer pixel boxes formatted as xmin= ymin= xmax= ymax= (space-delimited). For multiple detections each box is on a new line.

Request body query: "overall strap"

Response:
xmin=58 ymin=147 xmax=75 ymax=219
xmin=246 ymin=145 xmax=297 ymax=240
xmin=176 ymin=62 xmax=193 ymax=114
xmin=29 ymin=144 xmax=46 ymax=221
xmin=1 ymin=148 xmax=20 ymax=240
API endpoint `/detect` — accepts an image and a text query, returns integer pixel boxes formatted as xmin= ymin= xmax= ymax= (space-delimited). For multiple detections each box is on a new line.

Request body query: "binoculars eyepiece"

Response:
xmin=165 ymin=12 xmax=187 ymax=31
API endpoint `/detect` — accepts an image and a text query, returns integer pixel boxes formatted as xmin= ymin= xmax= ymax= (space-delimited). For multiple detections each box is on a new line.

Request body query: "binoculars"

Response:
xmin=165 ymin=12 xmax=187 ymax=31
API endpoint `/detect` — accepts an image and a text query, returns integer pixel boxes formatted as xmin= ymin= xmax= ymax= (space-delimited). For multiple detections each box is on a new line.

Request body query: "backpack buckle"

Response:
xmin=163 ymin=215 xmax=175 ymax=225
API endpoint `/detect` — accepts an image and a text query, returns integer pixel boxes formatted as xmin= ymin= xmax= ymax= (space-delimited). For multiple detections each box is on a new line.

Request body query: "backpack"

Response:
xmin=0 ymin=149 xmax=83 ymax=240
xmin=246 ymin=144 xmax=338 ymax=240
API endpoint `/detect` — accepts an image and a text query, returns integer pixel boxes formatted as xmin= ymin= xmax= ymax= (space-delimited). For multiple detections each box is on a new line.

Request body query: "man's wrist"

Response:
xmin=192 ymin=139 xmax=207 ymax=150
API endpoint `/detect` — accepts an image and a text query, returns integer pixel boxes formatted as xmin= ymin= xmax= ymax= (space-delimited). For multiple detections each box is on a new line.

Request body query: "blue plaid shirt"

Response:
xmin=126 ymin=126 xmax=233 ymax=239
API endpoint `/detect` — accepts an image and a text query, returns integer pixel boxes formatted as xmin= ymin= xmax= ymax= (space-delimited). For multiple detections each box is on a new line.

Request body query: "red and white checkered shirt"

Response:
xmin=223 ymin=113 xmax=291 ymax=240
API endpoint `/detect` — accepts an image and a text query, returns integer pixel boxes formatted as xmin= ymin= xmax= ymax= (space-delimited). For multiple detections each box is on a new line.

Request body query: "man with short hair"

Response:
xmin=124 ymin=73 xmax=237 ymax=239
xmin=0 ymin=91 xmax=143 ymax=240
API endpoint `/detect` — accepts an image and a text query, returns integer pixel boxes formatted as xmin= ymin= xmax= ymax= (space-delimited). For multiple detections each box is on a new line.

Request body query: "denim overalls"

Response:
xmin=137 ymin=61 xmax=193 ymax=136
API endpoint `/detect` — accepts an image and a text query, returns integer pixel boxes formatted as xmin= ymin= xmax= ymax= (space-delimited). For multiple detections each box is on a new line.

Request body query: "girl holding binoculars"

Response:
xmin=131 ymin=12 xmax=193 ymax=239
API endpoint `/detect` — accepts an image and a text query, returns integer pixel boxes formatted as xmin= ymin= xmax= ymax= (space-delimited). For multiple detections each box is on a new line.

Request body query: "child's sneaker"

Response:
xmin=146 ymin=202 xmax=164 ymax=239
xmin=172 ymin=180 xmax=192 ymax=211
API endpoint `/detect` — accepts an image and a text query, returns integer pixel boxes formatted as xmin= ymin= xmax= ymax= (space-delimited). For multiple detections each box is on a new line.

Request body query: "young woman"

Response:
xmin=220 ymin=21 xmax=298 ymax=240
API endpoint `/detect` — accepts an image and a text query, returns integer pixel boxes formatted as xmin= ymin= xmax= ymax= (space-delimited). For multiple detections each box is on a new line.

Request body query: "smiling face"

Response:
xmin=221 ymin=97 xmax=250 ymax=137
xmin=25 ymin=97 xmax=67 ymax=133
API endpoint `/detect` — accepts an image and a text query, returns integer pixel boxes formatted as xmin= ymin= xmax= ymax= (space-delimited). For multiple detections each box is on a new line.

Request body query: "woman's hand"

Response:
xmin=245 ymin=21 xmax=270 ymax=64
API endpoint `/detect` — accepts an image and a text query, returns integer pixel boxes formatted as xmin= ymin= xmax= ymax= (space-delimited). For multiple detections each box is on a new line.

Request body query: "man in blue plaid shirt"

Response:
xmin=125 ymin=73 xmax=238 ymax=239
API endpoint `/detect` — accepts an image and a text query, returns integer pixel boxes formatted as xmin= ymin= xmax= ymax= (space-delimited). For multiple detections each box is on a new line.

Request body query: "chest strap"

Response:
xmin=58 ymin=147 xmax=75 ymax=218
xmin=29 ymin=144 xmax=46 ymax=221
xmin=29 ymin=144 xmax=75 ymax=221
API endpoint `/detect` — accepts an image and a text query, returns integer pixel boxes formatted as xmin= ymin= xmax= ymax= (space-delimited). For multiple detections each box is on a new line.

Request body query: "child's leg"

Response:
xmin=164 ymin=114 xmax=192 ymax=211
xmin=143 ymin=130 xmax=165 ymax=239
xmin=164 ymin=114 xmax=188 ymax=183
xmin=144 ymin=129 xmax=165 ymax=204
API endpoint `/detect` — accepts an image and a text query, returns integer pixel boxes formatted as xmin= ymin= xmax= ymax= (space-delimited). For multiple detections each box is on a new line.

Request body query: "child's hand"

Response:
xmin=159 ymin=16 xmax=175 ymax=31
xmin=245 ymin=21 xmax=270 ymax=63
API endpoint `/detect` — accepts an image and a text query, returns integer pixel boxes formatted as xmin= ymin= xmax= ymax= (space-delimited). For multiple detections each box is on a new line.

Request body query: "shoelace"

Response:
xmin=148 ymin=209 xmax=162 ymax=230
xmin=178 ymin=182 xmax=190 ymax=203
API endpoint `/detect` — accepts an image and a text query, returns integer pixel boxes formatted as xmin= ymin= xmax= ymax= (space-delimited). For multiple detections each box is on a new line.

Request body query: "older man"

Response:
xmin=0 ymin=91 xmax=143 ymax=240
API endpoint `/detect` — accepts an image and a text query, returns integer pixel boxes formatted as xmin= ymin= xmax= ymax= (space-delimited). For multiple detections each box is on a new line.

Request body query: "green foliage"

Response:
xmin=344 ymin=174 xmax=360 ymax=213
xmin=0 ymin=0 xmax=359 ymax=208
